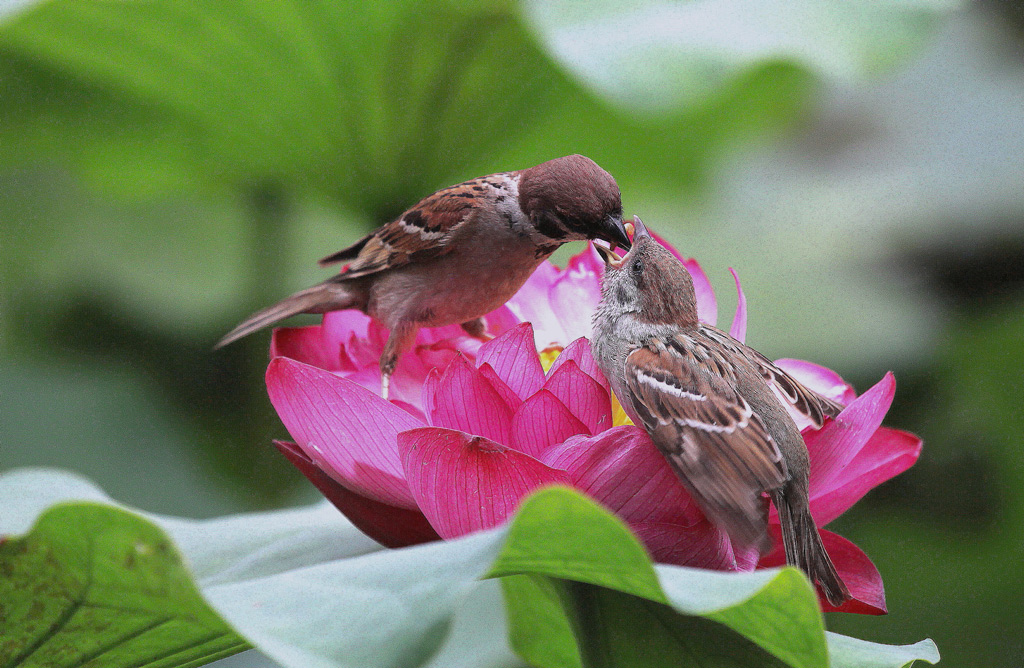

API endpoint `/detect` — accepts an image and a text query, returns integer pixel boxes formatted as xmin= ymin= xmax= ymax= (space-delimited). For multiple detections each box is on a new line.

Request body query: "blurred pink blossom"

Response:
xmin=267 ymin=242 xmax=920 ymax=615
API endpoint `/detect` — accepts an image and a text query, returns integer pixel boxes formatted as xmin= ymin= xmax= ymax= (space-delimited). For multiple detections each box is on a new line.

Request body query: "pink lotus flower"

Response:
xmin=266 ymin=242 xmax=920 ymax=615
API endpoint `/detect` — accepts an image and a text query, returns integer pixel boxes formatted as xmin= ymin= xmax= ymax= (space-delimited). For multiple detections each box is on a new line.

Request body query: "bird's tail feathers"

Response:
xmin=695 ymin=491 xmax=770 ymax=555
xmin=215 ymin=281 xmax=359 ymax=349
xmin=773 ymin=489 xmax=851 ymax=607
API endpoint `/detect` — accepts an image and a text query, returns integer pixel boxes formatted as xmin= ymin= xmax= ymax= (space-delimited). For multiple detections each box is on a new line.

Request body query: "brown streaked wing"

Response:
xmin=700 ymin=325 xmax=844 ymax=428
xmin=319 ymin=180 xmax=482 ymax=278
xmin=624 ymin=341 xmax=788 ymax=549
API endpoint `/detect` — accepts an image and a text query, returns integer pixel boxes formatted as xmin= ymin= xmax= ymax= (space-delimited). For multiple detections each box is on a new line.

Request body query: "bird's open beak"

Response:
xmin=601 ymin=214 xmax=632 ymax=251
xmin=594 ymin=243 xmax=624 ymax=268
xmin=596 ymin=215 xmax=649 ymax=268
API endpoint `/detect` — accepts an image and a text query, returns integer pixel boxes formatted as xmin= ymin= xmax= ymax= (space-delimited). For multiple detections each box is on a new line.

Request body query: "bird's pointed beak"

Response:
xmin=630 ymin=215 xmax=650 ymax=241
xmin=600 ymin=214 xmax=632 ymax=251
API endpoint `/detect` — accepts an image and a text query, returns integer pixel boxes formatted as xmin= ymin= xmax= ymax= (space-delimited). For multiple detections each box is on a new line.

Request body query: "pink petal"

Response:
xmin=342 ymin=349 xmax=442 ymax=410
xmin=421 ymin=336 xmax=485 ymax=369
xmin=427 ymin=355 xmax=513 ymax=445
xmin=297 ymin=311 xmax=470 ymax=411
xmin=775 ymin=358 xmax=857 ymax=406
xmin=541 ymin=426 xmax=696 ymax=525
xmin=477 ymin=364 xmax=525 ymax=413
xmin=332 ymin=316 xmax=379 ymax=361
xmin=340 ymin=365 xmax=388 ymax=396
xmin=733 ymin=543 xmax=764 ymax=572
xmin=398 ymin=427 xmax=571 ymax=539
xmin=546 ymin=245 xmax=605 ymax=343
xmin=818 ymin=530 xmax=887 ymax=614
xmin=543 ymin=360 xmax=612 ymax=434
xmin=759 ymin=527 xmax=886 ymax=614
xmin=323 ymin=310 xmax=377 ymax=369
xmin=271 ymin=325 xmax=343 ymax=372
xmin=547 ymin=337 xmax=610 ymax=392
xmin=266 ymin=358 xmax=421 ymax=508
xmin=274 ymin=440 xmax=439 ymax=548
xmin=390 ymin=400 xmax=426 ymax=422
xmin=476 ymin=323 xmax=544 ymax=400
xmin=321 ymin=351 xmax=432 ymax=410
xmin=421 ymin=368 xmax=440 ymax=421
xmin=510 ymin=390 xmax=589 ymax=459
xmin=426 ymin=326 xmax=472 ymax=347
xmin=806 ymin=373 xmax=896 ymax=495
xmin=682 ymin=258 xmax=717 ymax=327
xmin=481 ymin=304 xmax=521 ymax=339
xmin=728 ymin=267 xmax=747 ymax=344
xmin=633 ymin=519 xmax=741 ymax=570
xmin=412 ymin=321 xmax=479 ymax=350
xmin=321 ymin=308 xmax=371 ymax=343
xmin=505 ymin=261 xmax=569 ymax=347
xmin=810 ymin=427 xmax=921 ymax=525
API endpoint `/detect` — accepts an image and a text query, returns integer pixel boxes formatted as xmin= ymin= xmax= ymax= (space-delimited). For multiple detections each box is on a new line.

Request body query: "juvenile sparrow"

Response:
xmin=591 ymin=217 xmax=850 ymax=606
xmin=218 ymin=155 xmax=631 ymax=398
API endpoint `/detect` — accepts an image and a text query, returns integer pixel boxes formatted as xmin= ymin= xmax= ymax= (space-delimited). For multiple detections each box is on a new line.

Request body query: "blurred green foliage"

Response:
xmin=2 ymin=1 xmax=1022 ymax=667
xmin=829 ymin=303 xmax=1024 ymax=667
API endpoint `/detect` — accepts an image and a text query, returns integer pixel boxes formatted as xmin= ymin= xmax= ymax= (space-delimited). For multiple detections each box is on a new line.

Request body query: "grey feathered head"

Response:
xmin=594 ymin=217 xmax=698 ymax=328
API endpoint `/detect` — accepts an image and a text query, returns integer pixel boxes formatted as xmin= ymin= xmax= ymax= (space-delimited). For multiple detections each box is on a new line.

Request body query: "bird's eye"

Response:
xmin=631 ymin=258 xmax=643 ymax=275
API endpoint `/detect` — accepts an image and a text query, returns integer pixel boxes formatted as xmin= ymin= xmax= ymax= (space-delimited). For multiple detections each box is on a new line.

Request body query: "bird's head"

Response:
xmin=518 ymin=154 xmax=631 ymax=250
xmin=594 ymin=216 xmax=698 ymax=328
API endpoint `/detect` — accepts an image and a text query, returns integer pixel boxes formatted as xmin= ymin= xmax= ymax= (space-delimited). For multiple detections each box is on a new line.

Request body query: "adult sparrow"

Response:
xmin=218 ymin=154 xmax=631 ymax=398
xmin=591 ymin=217 xmax=850 ymax=606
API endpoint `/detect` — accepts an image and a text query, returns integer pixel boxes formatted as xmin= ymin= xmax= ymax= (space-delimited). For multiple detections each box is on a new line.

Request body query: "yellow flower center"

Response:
xmin=539 ymin=344 xmax=634 ymax=427
xmin=610 ymin=393 xmax=634 ymax=427
xmin=538 ymin=345 xmax=563 ymax=373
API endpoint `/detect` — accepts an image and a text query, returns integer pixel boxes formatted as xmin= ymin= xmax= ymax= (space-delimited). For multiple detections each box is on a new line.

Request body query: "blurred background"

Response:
xmin=1 ymin=1 xmax=1021 ymax=666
